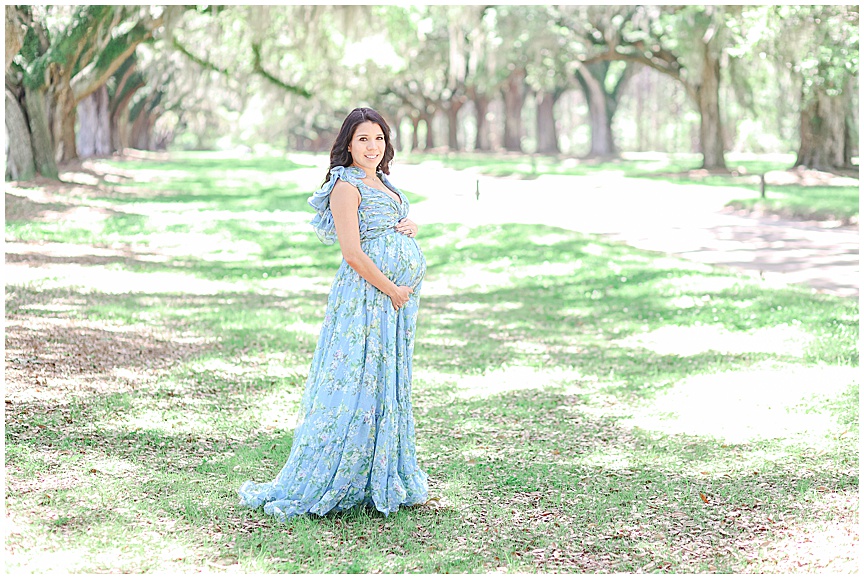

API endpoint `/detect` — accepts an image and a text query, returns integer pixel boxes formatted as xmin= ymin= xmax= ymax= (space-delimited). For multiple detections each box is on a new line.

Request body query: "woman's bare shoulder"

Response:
xmin=331 ymin=178 xmax=360 ymax=203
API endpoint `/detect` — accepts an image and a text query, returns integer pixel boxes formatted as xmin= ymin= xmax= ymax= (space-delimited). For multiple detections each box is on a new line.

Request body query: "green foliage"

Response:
xmin=92 ymin=20 xmax=143 ymax=75
xmin=731 ymin=4 xmax=859 ymax=120
xmin=27 ymin=5 xmax=112 ymax=87
xmin=773 ymin=5 xmax=858 ymax=97
xmin=19 ymin=20 xmax=43 ymax=63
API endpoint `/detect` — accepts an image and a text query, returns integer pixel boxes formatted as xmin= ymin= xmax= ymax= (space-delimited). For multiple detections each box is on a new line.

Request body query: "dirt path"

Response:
xmin=375 ymin=161 xmax=857 ymax=298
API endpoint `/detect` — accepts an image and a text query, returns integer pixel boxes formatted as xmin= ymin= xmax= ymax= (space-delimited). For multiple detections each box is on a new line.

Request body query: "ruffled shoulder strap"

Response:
xmin=307 ymin=166 xmax=365 ymax=245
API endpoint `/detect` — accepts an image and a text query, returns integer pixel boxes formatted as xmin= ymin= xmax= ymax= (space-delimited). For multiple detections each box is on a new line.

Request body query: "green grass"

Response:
xmin=725 ymin=185 xmax=860 ymax=222
xmin=4 ymin=152 xmax=858 ymax=573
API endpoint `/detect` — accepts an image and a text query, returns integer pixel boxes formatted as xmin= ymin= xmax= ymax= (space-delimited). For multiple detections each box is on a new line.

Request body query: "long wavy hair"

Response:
xmin=323 ymin=107 xmax=395 ymax=186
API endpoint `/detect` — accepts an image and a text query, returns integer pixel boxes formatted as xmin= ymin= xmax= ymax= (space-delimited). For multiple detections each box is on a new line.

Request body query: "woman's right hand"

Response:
xmin=389 ymin=285 xmax=414 ymax=310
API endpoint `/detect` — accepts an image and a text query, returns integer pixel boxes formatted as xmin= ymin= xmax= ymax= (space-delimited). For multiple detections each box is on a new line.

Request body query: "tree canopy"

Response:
xmin=5 ymin=4 xmax=858 ymax=179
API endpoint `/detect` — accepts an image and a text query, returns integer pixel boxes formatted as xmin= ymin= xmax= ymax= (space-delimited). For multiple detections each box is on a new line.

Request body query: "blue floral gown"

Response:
xmin=237 ymin=165 xmax=428 ymax=521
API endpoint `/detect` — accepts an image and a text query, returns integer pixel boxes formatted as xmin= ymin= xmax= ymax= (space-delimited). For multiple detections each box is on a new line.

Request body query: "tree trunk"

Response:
xmin=130 ymin=108 xmax=153 ymax=150
xmin=844 ymin=113 xmax=855 ymax=168
xmin=535 ymin=91 xmax=560 ymax=154
xmin=47 ymin=80 xmax=78 ymax=163
xmin=77 ymin=84 xmax=112 ymax=158
xmin=576 ymin=65 xmax=616 ymax=158
xmin=391 ymin=115 xmax=402 ymax=153
xmin=5 ymin=88 xmax=36 ymax=180
xmin=110 ymin=98 xmax=130 ymax=152
xmin=59 ymin=106 xmax=78 ymax=162
xmin=110 ymin=78 xmax=144 ymax=153
xmin=5 ymin=6 xmax=23 ymax=71
xmin=796 ymin=87 xmax=849 ymax=170
xmin=844 ymin=75 xmax=858 ymax=166
xmin=446 ymin=100 xmax=463 ymax=151
xmin=23 ymin=87 xmax=59 ymax=179
xmin=129 ymin=89 xmax=164 ymax=151
xmin=410 ymin=116 xmax=420 ymax=151
xmin=114 ymin=113 xmax=129 ymax=151
xmin=473 ymin=93 xmax=490 ymax=151
xmin=694 ymin=44 xmax=726 ymax=170
xmin=422 ymin=115 xmax=434 ymax=150
xmin=132 ymin=104 xmax=164 ymax=151
xmin=502 ymin=68 xmax=526 ymax=152
xmin=636 ymin=70 xmax=645 ymax=151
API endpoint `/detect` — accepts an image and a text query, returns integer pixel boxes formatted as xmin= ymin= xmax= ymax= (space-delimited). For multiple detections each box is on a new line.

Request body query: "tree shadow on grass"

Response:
xmin=5 ymin=246 xmax=178 ymax=269
xmin=107 ymin=155 xmax=314 ymax=174
xmin=4 ymin=312 xmax=207 ymax=398
xmin=5 ymin=192 xmax=74 ymax=221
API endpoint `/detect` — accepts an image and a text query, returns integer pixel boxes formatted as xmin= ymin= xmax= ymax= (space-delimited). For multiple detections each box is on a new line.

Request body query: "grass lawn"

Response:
xmin=724 ymin=185 xmax=860 ymax=223
xmin=4 ymin=152 xmax=859 ymax=573
xmin=403 ymin=151 xmax=859 ymax=224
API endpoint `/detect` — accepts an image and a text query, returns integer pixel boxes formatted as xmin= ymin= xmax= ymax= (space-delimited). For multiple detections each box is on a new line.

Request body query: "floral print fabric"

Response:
xmin=238 ymin=166 xmax=428 ymax=521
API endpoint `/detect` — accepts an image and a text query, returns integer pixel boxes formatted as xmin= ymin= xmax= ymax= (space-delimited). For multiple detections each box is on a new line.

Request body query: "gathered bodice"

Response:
xmin=308 ymin=166 xmax=410 ymax=245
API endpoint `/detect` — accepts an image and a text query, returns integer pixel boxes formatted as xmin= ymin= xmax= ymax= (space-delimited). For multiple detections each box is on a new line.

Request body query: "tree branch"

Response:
xmin=70 ymin=14 xmax=163 ymax=102
xmin=111 ymin=77 xmax=145 ymax=121
xmin=385 ymin=84 xmax=426 ymax=113
xmin=173 ymin=36 xmax=311 ymax=99
xmin=582 ymin=47 xmax=683 ymax=84
xmin=5 ymin=6 xmax=24 ymax=71
xmin=111 ymin=56 xmax=136 ymax=96
xmin=250 ymin=41 xmax=311 ymax=98
xmin=24 ymin=5 xmax=112 ymax=89
xmin=110 ymin=59 xmax=138 ymax=115
xmin=172 ymin=37 xmax=231 ymax=76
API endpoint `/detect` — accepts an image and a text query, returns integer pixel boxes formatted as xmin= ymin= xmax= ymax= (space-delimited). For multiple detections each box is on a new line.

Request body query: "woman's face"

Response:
xmin=347 ymin=121 xmax=386 ymax=174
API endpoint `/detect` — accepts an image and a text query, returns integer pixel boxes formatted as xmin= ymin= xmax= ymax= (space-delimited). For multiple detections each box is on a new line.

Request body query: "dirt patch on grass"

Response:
xmin=5 ymin=177 xmax=120 ymax=232
xmin=5 ymin=154 xmax=149 ymax=212
xmin=762 ymin=167 xmax=859 ymax=187
xmin=723 ymin=201 xmax=858 ymax=227
xmin=5 ymin=241 xmax=169 ymax=269
xmin=5 ymin=159 xmax=215 ymax=405
xmin=5 ymin=310 xmax=208 ymax=403
xmin=5 ymin=192 xmax=75 ymax=222
xmin=654 ymin=166 xmax=859 ymax=187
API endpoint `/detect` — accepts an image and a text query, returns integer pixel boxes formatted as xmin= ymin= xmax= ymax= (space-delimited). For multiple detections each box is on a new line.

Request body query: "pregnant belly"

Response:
xmin=366 ymin=232 xmax=426 ymax=289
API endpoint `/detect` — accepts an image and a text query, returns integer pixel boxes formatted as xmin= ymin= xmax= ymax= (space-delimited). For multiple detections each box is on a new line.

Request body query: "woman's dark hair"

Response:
xmin=323 ymin=107 xmax=395 ymax=186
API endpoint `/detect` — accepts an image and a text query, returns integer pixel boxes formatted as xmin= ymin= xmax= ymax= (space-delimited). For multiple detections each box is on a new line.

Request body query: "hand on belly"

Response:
xmin=382 ymin=235 xmax=426 ymax=289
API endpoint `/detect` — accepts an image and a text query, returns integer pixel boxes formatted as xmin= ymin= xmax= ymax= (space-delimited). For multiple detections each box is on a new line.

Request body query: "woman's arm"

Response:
xmin=330 ymin=180 xmax=413 ymax=309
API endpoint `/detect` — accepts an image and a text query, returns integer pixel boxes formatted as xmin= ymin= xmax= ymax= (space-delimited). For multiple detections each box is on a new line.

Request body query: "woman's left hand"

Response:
xmin=395 ymin=218 xmax=418 ymax=237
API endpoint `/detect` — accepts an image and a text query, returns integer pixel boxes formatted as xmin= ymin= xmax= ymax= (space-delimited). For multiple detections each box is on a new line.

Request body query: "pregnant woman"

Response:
xmin=238 ymin=108 xmax=429 ymax=521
